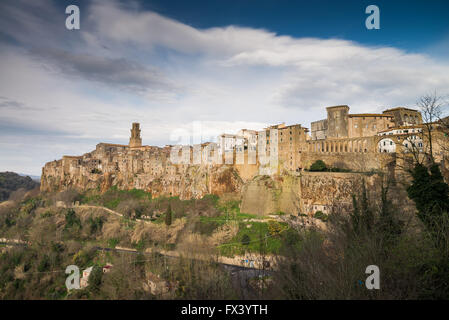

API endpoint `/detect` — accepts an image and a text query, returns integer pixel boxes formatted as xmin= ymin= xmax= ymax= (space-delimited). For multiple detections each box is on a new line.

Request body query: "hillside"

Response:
xmin=0 ymin=172 xmax=40 ymax=202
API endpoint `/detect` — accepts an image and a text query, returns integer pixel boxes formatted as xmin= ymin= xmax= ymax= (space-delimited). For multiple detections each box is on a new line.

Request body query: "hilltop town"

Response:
xmin=41 ymin=105 xmax=448 ymax=216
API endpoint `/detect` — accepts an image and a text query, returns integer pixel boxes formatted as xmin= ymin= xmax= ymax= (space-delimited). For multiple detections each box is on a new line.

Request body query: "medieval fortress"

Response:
xmin=41 ymin=105 xmax=448 ymax=216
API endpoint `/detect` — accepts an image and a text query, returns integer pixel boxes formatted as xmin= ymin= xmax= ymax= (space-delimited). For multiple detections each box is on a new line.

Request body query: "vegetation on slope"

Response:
xmin=0 ymin=172 xmax=39 ymax=202
xmin=1 ymin=160 xmax=448 ymax=299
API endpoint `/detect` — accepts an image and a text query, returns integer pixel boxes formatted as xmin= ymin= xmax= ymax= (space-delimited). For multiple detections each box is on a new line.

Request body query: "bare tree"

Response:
xmin=417 ymin=91 xmax=447 ymax=164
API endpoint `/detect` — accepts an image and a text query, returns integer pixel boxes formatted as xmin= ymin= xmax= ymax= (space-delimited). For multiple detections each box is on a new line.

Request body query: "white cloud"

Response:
xmin=0 ymin=0 xmax=448 ymax=175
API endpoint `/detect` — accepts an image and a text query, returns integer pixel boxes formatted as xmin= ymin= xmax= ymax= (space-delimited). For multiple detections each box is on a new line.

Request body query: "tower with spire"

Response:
xmin=129 ymin=123 xmax=142 ymax=148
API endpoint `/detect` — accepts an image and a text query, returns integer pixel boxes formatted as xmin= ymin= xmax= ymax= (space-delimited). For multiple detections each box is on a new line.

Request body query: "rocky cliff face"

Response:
xmin=240 ymin=172 xmax=386 ymax=216
xmin=41 ymin=143 xmax=251 ymax=200
xmin=240 ymin=175 xmax=302 ymax=216
xmin=42 ymin=161 xmax=244 ymax=201
xmin=41 ymin=142 xmax=417 ymax=216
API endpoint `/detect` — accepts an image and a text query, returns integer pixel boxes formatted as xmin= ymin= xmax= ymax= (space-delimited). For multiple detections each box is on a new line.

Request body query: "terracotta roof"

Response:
xmin=382 ymin=107 xmax=418 ymax=113
xmin=278 ymin=123 xmax=304 ymax=129
xmin=326 ymin=105 xmax=349 ymax=110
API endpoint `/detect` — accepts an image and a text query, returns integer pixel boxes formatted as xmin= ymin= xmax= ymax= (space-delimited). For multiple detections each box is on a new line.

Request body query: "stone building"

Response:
xmin=41 ymin=106 xmax=448 ymax=214
xmin=382 ymin=107 xmax=423 ymax=127
xmin=311 ymin=105 xmax=395 ymax=140
xmin=277 ymin=124 xmax=309 ymax=172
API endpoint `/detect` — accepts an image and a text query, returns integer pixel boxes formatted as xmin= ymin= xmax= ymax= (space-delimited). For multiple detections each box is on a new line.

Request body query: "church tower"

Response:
xmin=129 ymin=123 xmax=142 ymax=148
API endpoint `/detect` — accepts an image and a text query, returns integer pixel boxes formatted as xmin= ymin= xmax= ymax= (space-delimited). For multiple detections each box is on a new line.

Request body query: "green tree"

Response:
xmin=268 ymin=221 xmax=283 ymax=237
xmin=407 ymin=163 xmax=449 ymax=247
xmin=64 ymin=209 xmax=81 ymax=230
xmin=359 ymin=182 xmax=374 ymax=231
xmin=350 ymin=181 xmax=374 ymax=234
xmin=377 ymin=178 xmax=402 ymax=240
xmin=309 ymin=160 xmax=327 ymax=172
xmin=165 ymin=202 xmax=172 ymax=226
xmin=314 ymin=211 xmax=328 ymax=222
xmin=241 ymin=234 xmax=250 ymax=246
xmin=88 ymin=266 xmax=103 ymax=293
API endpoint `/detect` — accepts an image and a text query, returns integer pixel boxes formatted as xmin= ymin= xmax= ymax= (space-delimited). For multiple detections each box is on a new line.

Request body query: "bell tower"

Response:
xmin=129 ymin=123 xmax=142 ymax=148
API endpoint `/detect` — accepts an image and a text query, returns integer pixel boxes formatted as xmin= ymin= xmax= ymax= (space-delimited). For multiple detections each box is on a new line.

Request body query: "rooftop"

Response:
xmin=326 ymin=105 xmax=349 ymax=110
xmin=383 ymin=107 xmax=418 ymax=113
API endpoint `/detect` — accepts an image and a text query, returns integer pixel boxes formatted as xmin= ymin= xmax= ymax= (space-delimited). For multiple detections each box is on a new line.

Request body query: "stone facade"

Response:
xmin=311 ymin=105 xmax=396 ymax=140
xmin=129 ymin=122 xmax=142 ymax=148
xmin=382 ymin=107 xmax=422 ymax=127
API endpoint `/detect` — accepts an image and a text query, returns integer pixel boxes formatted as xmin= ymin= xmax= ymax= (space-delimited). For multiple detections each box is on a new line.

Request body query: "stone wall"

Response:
xmin=301 ymin=151 xmax=396 ymax=172
xmin=240 ymin=171 xmax=384 ymax=216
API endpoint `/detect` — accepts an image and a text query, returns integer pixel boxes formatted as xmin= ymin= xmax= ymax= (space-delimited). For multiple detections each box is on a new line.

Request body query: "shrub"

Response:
xmin=193 ymin=220 xmax=219 ymax=236
xmin=268 ymin=221 xmax=283 ymax=237
xmin=65 ymin=209 xmax=81 ymax=229
xmin=88 ymin=266 xmax=103 ymax=293
xmin=37 ymin=255 xmax=50 ymax=272
xmin=55 ymin=189 xmax=81 ymax=204
xmin=107 ymin=238 xmax=119 ymax=248
xmin=329 ymin=167 xmax=351 ymax=172
xmin=88 ymin=216 xmax=104 ymax=235
xmin=116 ymin=199 xmax=143 ymax=218
xmin=309 ymin=160 xmax=327 ymax=172
xmin=241 ymin=234 xmax=251 ymax=246
xmin=314 ymin=210 xmax=328 ymax=221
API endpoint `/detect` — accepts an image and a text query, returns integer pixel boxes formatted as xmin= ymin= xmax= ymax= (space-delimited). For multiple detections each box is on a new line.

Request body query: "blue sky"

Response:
xmin=0 ymin=0 xmax=448 ymax=175
xmin=139 ymin=0 xmax=449 ymax=51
